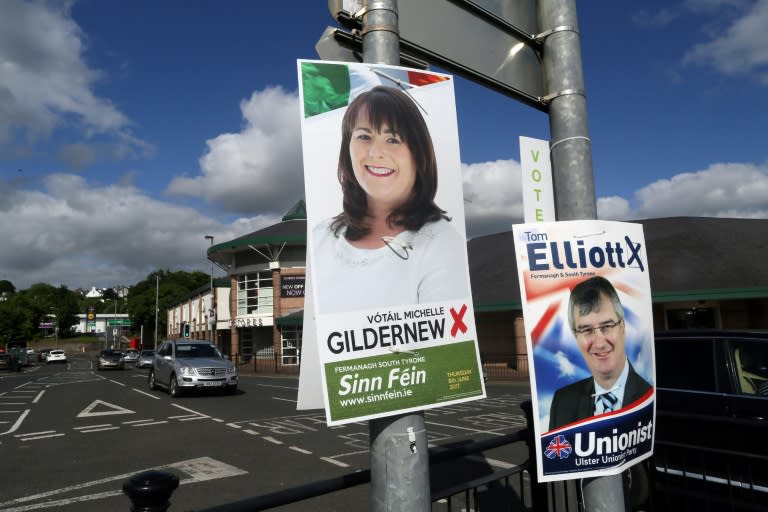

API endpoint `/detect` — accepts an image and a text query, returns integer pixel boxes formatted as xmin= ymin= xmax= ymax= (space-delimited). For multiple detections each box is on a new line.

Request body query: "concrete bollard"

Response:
xmin=123 ymin=470 xmax=179 ymax=512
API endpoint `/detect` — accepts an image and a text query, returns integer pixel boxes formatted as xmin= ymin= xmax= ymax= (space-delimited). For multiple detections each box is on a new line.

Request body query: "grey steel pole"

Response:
xmin=538 ymin=0 xmax=596 ymax=221
xmin=538 ymin=1 xmax=625 ymax=510
xmin=154 ymin=274 xmax=159 ymax=350
xmin=362 ymin=2 xmax=430 ymax=511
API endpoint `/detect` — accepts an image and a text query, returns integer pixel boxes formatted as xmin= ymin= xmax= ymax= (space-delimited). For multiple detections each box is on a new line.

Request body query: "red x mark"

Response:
xmin=450 ymin=304 xmax=468 ymax=337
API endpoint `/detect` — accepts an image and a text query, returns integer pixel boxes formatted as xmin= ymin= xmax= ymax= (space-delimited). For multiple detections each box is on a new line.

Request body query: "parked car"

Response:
xmin=135 ymin=349 xmax=155 ymax=369
xmin=96 ymin=349 xmax=125 ymax=370
xmin=646 ymin=330 xmax=768 ymax=511
xmin=149 ymin=340 xmax=237 ymax=397
xmin=37 ymin=348 xmax=53 ymax=362
xmin=0 ymin=353 xmax=10 ymax=371
xmin=122 ymin=349 xmax=140 ymax=365
xmin=46 ymin=349 xmax=67 ymax=364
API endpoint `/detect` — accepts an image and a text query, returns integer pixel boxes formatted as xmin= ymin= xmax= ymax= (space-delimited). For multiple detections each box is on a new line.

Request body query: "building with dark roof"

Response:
xmin=169 ymin=204 xmax=768 ymax=375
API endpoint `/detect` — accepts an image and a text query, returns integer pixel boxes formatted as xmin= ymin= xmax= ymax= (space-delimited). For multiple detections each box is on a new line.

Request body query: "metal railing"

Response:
xmin=123 ymin=402 xmax=546 ymax=512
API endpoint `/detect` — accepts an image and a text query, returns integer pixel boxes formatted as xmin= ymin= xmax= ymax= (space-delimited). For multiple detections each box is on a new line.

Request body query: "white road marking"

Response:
xmin=132 ymin=388 xmax=160 ymax=399
xmin=272 ymin=397 xmax=297 ymax=403
xmin=20 ymin=433 xmax=66 ymax=441
xmin=32 ymin=390 xmax=45 ymax=403
xmin=321 ymin=457 xmax=350 ymax=468
xmin=226 ymin=422 xmax=242 ymax=429
xmin=107 ymin=379 xmax=126 ymax=386
xmin=257 ymin=383 xmax=298 ymax=390
xmin=15 ymin=430 xmax=57 ymax=437
xmin=244 ymin=429 xmax=260 ymax=435
xmin=78 ymin=426 xmax=120 ymax=433
xmin=74 ymin=424 xmax=112 ymax=430
xmin=262 ymin=436 xmax=283 ymax=445
xmin=122 ymin=419 xmax=155 ymax=424
xmin=179 ymin=416 xmax=208 ymax=422
xmin=76 ymin=400 xmax=135 ymax=418
xmin=0 ymin=457 xmax=248 ymax=512
xmin=0 ymin=409 xmax=29 ymax=436
xmin=171 ymin=403 xmax=209 ymax=417
xmin=130 ymin=421 xmax=169 ymax=427
xmin=289 ymin=446 xmax=312 ymax=454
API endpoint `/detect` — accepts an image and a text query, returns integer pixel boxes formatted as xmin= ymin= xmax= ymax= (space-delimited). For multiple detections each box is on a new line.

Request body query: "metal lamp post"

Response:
xmin=204 ymin=235 xmax=215 ymax=346
xmin=50 ymin=307 xmax=58 ymax=349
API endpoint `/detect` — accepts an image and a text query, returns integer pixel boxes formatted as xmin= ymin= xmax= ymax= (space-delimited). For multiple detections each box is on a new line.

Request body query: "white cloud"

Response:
xmin=0 ymin=173 xmax=274 ymax=290
xmin=597 ymin=196 xmax=633 ymax=220
xmin=166 ymin=87 xmax=303 ymax=215
xmin=462 ymin=159 xmax=524 ymax=237
xmin=0 ymin=0 xmax=150 ymax=165
xmin=683 ymin=0 xmax=768 ymax=76
xmin=633 ymin=162 xmax=768 ymax=218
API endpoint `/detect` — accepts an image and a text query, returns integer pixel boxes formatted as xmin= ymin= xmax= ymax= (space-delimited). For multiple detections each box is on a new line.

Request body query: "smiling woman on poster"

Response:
xmin=312 ymin=85 xmax=469 ymax=314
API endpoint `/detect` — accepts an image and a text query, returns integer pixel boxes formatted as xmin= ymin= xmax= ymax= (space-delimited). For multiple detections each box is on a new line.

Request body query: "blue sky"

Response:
xmin=1 ymin=0 xmax=767 ymax=290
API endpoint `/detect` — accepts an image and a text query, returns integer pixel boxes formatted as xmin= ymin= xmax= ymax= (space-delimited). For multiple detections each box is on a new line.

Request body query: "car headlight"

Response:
xmin=99 ymin=358 xmax=106 ymax=363
xmin=226 ymin=366 xmax=236 ymax=375
xmin=179 ymin=367 xmax=196 ymax=376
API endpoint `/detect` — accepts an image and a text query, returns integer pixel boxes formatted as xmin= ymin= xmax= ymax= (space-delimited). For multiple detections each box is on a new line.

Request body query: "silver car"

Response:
xmin=148 ymin=340 xmax=237 ymax=397
xmin=135 ymin=349 xmax=155 ymax=369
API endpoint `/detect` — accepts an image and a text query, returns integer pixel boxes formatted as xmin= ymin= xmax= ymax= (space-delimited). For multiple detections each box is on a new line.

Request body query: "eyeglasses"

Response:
xmin=574 ymin=319 xmax=623 ymax=339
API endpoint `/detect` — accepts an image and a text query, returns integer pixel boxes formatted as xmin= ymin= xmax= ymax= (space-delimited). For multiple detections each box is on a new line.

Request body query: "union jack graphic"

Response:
xmin=544 ymin=435 xmax=572 ymax=460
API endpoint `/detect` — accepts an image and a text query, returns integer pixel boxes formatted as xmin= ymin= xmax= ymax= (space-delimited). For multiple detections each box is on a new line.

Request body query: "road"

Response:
xmin=0 ymin=351 xmax=532 ymax=511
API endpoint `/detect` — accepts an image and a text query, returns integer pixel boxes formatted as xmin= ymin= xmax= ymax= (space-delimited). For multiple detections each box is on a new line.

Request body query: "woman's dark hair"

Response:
xmin=331 ymin=86 xmax=447 ymax=240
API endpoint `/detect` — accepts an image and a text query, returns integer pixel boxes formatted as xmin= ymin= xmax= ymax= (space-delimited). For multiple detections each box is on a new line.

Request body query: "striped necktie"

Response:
xmin=596 ymin=391 xmax=618 ymax=414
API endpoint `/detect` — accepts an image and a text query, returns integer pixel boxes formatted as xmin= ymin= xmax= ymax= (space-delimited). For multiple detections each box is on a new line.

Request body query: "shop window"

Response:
xmin=281 ymin=325 xmax=302 ymax=366
xmin=237 ymin=272 xmax=274 ymax=316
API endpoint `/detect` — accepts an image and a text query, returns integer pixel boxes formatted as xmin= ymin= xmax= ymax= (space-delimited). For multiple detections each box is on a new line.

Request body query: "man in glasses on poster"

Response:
xmin=549 ymin=276 xmax=652 ymax=431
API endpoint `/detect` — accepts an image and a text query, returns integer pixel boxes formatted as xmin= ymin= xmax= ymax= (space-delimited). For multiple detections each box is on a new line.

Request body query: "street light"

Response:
xmin=154 ymin=274 xmax=159 ymax=350
xmin=49 ymin=307 xmax=58 ymax=349
xmin=204 ymin=235 xmax=216 ymax=346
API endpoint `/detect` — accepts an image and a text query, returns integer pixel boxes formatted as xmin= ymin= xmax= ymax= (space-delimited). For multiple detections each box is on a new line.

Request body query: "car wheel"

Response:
xmin=148 ymin=371 xmax=158 ymax=390
xmin=169 ymin=375 xmax=181 ymax=397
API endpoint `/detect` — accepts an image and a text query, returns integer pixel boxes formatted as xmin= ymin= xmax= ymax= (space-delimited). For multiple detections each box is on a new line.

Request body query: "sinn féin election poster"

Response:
xmin=513 ymin=220 xmax=656 ymax=482
xmin=297 ymin=60 xmax=485 ymax=425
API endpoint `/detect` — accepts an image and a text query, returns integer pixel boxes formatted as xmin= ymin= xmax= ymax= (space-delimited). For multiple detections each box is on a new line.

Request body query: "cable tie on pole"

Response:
xmin=550 ymin=135 xmax=591 ymax=151
xmin=533 ymin=25 xmax=579 ymax=42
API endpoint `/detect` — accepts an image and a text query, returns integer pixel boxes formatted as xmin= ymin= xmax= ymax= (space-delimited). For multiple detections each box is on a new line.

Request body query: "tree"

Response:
xmin=127 ymin=270 xmax=209 ymax=345
xmin=0 ymin=279 xmax=15 ymax=297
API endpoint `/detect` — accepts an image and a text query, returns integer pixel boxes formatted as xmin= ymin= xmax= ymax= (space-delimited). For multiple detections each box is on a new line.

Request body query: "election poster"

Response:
xmin=297 ymin=59 xmax=485 ymax=425
xmin=512 ymin=220 xmax=656 ymax=482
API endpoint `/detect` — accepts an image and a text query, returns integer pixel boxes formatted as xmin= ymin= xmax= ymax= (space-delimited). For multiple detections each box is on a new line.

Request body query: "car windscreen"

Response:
xmin=176 ymin=344 xmax=220 ymax=358
xmin=101 ymin=351 xmax=122 ymax=357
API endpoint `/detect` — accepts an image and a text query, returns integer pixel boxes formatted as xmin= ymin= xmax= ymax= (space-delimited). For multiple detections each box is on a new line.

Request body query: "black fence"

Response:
xmin=122 ymin=407 xmax=767 ymax=512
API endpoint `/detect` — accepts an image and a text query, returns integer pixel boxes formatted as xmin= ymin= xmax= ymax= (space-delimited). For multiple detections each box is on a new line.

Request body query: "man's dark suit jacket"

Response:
xmin=548 ymin=361 xmax=652 ymax=431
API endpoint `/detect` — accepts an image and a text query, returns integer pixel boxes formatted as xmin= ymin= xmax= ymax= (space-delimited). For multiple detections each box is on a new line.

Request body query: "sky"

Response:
xmin=1 ymin=0 xmax=767 ymax=291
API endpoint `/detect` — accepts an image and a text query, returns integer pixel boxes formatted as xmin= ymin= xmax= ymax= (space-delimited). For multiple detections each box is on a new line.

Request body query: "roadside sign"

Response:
xmin=328 ymin=0 xmax=545 ymax=110
xmin=107 ymin=319 xmax=132 ymax=326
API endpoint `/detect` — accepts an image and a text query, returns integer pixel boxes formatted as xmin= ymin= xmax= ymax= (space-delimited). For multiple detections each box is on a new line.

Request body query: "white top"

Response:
xmin=311 ymin=217 xmax=471 ymax=314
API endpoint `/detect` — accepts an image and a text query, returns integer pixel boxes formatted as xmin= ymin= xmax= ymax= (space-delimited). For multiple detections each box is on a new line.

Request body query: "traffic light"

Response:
xmin=182 ymin=322 xmax=191 ymax=338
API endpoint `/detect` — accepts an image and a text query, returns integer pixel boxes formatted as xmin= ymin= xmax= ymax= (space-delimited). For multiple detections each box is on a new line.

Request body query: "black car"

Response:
xmin=648 ymin=330 xmax=768 ymax=511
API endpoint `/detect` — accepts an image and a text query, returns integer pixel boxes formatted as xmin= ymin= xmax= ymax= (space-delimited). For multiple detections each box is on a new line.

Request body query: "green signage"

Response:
xmin=107 ymin=319 xmax=132 ymax=326
xmin=323 ymin=340 xmax=483 ymax=423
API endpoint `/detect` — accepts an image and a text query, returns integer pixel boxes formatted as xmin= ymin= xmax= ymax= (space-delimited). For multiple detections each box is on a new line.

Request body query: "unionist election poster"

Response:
xmin=297 ymin=60 xmax=485 ymax=426
xmin=512 ymin=220 xmax=656 ymax=482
